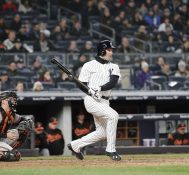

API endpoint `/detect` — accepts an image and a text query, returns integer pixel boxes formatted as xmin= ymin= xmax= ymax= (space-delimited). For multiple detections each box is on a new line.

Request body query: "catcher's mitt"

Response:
xmin=11 ymin=119 xmax=34 ymax=149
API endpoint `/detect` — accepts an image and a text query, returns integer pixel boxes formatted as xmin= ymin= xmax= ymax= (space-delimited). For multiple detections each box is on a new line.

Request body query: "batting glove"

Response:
xmin=91 ymin=86 xmax=101 ymax=93
xmin=88 ymin=88 xmax=101 ymax=101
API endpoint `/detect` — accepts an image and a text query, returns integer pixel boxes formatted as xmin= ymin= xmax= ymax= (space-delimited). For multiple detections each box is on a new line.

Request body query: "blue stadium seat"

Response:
xmin=57 ymin=82 xmax=76 ymax=90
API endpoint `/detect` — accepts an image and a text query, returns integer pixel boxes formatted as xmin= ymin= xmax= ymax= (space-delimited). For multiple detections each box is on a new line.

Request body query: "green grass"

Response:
xmin=0 ymin=154 xmax=189 ymax=175
xmin=1 ymin=166 xmax=189 ymax=175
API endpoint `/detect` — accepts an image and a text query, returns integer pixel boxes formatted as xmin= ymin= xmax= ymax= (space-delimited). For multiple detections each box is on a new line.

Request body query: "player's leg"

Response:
xmin=71 ymin=116 xmax=107 ymax=152
xmin=0 ymin=142 xmax=21 ymax=161
xmin=84 ymin=96 xmax=119 ymax=152
xmin=84 ymin=96 xmax=121 ymax=160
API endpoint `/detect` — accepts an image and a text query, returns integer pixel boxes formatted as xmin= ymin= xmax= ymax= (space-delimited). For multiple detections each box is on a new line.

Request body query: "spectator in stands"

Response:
xmin=172 ymin=14 xmax=184 ymax=32
xmin=113 ymin=10 xmax=130 ymax=32
xmin=158 ymin=17 xmax=173 ymax=33
xmin=117 ymin=36 xmax=134 ymax=54
xmin=0 ymin=71 xmax=14 ymax=91
xmin=67 ymin=40 xmax=79 ymax=53
xmin=3 ymin=30 xmax=16 ymax=51
xmin=167 ymin=123 xmax=189 ymax=145
xmin=10 ymin=14 xmax=22 ymax=32
xmin=2 ymin=0 xmax=17 ymax=12
xmin=7 ymin=61 xmax=18 ymax=76
xmin=31 ymin=56 xmax=45 ymax=75
xmin=156 ymin=63 xmax=173 ymax=79
xmin=144 ymin=9 xmax=161 ymax=30
xmin=58 ymin=18 xmax=70 ymax=39
xmin=135 ymin=61 xmax=153 ymax=89
xmin=31 ymin=22 xmax=40 ymax=40
xmin=110 ymin=0 xmax=124 ymax=17
xmin=144 ymin=0 xmax=154 ymax=9
xmin=18 ymin=0 xmax=33 ymax=13
xmin=70 ymin=20 xmax=86 ymax=37
xmin=159 ymin=0 xmax=173 ymax=11
xmin=15 ymin=81 xmax=25 ymax=92
xmin=9 ymin=38 xmax=27 ymax=53
xmin=132 ymin=11 xmax=147 ymax=26
xmin=125 ymin=0 xmax=136 ymax=20
xmin=138 ymin=3 xmax=148 ymax=16
xmin=174 ymin=59 xmax=189 ymax=78
xmin=135 ymin=25 xmax=151 ymax=51
xmin=158 ymin=25 xmax=176 ymax=43
xmin=101 ymin=7 xmax=114 ymax=27
xmin=72 ymin=53 xmax=88 ymax=77
xmin=181 ymin=40 xmax=189 ymax=53
xmin=81 ymin=41 xmax=94 ymax=53
xmin=35 ymin=122 xmax=50 ymax=156
xmin=39 ymin=70 xmax=54 ymax=84
xmin=16 ymin=58 xmax=32 ymax=74
xmin=87 ymin=0 xmax=99 ymax=16
xmin=34 ymin=31 xmax=53 ymax=52
xmin=0 ymin=16 xmax=8 ymax=42
xmin=163 ymin=35 xmax=180 ymax=53
xmin=50 ymin=26 xmax=64 ymax=41
xmin=154 ymin=56 xmax=166 ymax=72
xmin=32 ymin=81 xmax=44 ymax=92
xmin=161 ymin=8 xmax=172 ymax=20
xmin=17 ymin=23 xmax=33 ymax=41
xmin=177 ymin=3 xmax=188 ymax=25
xmin=46 ymin=117 xmax=65 ymax=155
xmin=73 ymin=111 xmax=93 ymax=140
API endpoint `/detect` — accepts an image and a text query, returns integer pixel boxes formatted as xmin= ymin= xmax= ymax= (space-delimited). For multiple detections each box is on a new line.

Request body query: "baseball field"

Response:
xmin=0 ymin=154 xmax=189 ymax=175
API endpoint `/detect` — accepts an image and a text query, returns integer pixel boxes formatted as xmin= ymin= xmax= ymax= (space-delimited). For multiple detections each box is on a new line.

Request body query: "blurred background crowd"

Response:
xmin=1 ymin=0 xmax=189 ymax=92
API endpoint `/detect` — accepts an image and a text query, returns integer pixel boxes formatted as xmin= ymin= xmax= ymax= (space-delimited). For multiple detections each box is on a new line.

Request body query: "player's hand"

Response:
xmin=88 ymin=88 xmax=101 ymax=101
xmin=91 ymin=86 xmax=101 ymax=93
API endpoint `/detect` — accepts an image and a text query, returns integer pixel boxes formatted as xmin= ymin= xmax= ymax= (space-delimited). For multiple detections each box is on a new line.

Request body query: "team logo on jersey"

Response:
xmin=109 ymin=68 xmax=113 ymax=76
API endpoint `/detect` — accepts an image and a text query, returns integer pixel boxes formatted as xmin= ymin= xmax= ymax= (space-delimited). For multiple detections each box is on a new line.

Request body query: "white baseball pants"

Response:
xmin=71 ymin=95 xmax=119 ymax=153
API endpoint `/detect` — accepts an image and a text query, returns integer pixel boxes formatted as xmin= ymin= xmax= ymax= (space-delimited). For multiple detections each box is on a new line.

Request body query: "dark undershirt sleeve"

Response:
xmin=78 ymin=75 xmax=119 ymax=94
xmin=100 ymin=75 xmax=119 ymax=91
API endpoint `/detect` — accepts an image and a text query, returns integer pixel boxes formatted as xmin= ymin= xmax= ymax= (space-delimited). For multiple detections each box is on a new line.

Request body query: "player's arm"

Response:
xmin=100 ymin=64 xmax=121 ymax=91
xmin=100 ymin=75 xmax=119 ymax=91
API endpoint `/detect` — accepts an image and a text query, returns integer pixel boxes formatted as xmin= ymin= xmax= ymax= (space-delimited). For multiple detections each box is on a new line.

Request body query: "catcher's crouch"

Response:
xmin=0 ymin=91 xmax=34 ymax=161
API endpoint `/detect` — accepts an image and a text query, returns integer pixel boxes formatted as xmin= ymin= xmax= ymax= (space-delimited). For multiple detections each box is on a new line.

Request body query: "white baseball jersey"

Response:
xmin=71 ymin=59 xmax=121 ymax=153
xmin=79 ymin=60 xmax=121 ymax=97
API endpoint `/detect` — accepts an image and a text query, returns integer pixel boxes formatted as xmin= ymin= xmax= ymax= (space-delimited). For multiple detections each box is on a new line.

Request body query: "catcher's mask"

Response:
xmin=0 ymin=91 xmax=18 ymax=112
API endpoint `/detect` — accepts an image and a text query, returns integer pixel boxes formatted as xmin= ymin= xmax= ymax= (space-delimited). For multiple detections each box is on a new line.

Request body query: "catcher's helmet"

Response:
xmin=97 ymin=40 xmax=115 ymax=56
xmin=0 ymin=91 xmax=18 ymax=112
xmin=0 ymin=91 xmax=17 ymax=100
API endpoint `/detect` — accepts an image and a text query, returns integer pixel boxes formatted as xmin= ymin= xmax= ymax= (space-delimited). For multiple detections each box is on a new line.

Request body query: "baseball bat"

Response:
xmin=51 ymin=57 xmax=90 ymax=92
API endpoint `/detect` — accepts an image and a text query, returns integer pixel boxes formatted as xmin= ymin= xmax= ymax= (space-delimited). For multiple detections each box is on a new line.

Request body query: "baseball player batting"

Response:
xmin=67 ymin=40 xmax=121 ymax=161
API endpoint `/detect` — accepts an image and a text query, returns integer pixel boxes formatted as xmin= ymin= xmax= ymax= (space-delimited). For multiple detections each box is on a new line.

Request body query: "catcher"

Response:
xmin=0 ymin=91 xmax=34 ymax=161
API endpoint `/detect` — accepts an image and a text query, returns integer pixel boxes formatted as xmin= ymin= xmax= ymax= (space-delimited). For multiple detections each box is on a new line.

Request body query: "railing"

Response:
xmin=89 ymin=22 xmax=116 ymax=43
xmin=57 ymin=7 xmax=82 ymax=23
xmin=127 ymin=35 xmax=153 ymax=53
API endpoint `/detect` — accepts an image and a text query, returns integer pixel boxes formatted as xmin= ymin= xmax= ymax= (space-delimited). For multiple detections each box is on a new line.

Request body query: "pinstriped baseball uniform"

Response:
xmin=71 ymin=59 xmax=121 ymax=153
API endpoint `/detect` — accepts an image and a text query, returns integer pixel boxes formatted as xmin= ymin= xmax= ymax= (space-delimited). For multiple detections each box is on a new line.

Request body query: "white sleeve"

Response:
xmin=112 ymin=64 xmax=121 ymax=79
xmin=78 ymin=63 xmax=90 ymax=82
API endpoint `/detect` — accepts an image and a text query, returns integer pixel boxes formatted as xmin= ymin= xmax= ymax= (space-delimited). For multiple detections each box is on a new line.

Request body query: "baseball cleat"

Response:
xmin=67 ymin=143 xmax=84 ymax=160
xmin=106 ymin=151 xmax=121 ymax=161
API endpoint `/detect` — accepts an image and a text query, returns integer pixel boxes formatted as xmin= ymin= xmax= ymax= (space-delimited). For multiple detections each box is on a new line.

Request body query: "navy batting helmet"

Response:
xmin=97 ymin=40 xmax=115 ymax=56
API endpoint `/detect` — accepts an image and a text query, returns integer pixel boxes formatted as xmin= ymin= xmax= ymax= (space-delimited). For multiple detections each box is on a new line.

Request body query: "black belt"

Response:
xmin=101 ymin=96 xmax=110 ymax=100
